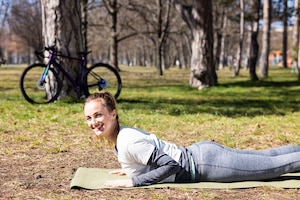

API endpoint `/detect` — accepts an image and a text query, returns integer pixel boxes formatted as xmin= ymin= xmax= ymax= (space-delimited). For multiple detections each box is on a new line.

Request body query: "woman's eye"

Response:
xmin=95 ymin=113 xmax=102 ymax=118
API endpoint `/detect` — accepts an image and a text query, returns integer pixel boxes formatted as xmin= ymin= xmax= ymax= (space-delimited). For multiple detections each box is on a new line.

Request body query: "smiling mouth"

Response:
xmin=93 ymin=124 xmax=104 ymax=135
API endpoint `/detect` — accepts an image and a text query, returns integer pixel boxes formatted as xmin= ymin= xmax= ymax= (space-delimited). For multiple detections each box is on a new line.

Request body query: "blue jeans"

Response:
xmin=187 ymin=141 xmax=300 ymax=182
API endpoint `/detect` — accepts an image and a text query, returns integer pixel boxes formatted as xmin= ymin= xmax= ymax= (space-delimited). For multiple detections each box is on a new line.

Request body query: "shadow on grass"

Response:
xmin=3 ymin=77 xmax=300 ymax=118
xmin=118 ymin=80 xmax=300 ymax=118
xmin=221 ymin=80 xmax=300 ymax=88
xmin=119 ymin=98 xmax=300 ymax=118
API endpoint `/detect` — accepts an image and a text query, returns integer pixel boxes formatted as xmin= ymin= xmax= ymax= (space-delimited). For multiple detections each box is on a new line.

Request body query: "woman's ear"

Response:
xmin=111 ymin=109 xmax=117 ymax=118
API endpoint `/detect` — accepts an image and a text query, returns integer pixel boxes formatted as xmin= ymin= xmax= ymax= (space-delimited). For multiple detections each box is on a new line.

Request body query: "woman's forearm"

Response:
xmin=132 ymin=148 xmax=181 ymax=186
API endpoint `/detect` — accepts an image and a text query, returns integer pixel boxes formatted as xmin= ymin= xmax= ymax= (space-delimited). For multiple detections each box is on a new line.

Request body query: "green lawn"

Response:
xmin=0 ymin=64 xmax=300 ymax=199
xmin=1 ymin=64 xmax=300 ymax=155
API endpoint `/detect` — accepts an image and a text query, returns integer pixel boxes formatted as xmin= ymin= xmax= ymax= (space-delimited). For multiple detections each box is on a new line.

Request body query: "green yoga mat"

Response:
xmin=70 ymin=167 xmax=300 ymax=190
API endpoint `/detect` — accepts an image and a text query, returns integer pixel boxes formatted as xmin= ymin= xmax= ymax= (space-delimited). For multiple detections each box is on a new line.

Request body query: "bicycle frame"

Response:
xmin=40 ymin=49 xmax=88 ymax=93
xmin=21 ymin=45 xmax=122 ymax=104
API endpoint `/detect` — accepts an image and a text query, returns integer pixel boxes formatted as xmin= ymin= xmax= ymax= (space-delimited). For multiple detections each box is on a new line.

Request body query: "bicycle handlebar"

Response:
xmin=34 ymin=46 xmax=91 ymax=60
xmin=34 ymin=46 xmax=59 ymax=59
xmin=45 ymin=46 xmax=56 ymax=51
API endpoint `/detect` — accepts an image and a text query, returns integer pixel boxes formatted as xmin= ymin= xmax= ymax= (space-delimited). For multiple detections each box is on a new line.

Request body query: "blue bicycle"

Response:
xmin=20 ymin=46 xmax=122 ymax=104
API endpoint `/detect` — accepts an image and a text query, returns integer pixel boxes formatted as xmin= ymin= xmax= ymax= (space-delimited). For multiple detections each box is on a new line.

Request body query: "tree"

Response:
xmin=296 ymin=0 xmax=300 ymax=79
xmin=41 ymin=0 xmax=84 ymax=100
xmin=103 ymin=0 xmax=119 ymax=70
xmin=234 ymin=0 xmax=244 ymax=76
xmin=212 ymin=0 xmax=241 ymax=74
xmin=81 ymin=0 xmax=88 ymax=53
xmin=282 ymin=0 xmax=288 ymax=68
xmin=88 ymin=0 xmax=142 ymax=70
xmin=212 ymin=2 xmax=225 ymax=71
xmin=154 ymin=0 xmax=171 ymax=75
xmin=294 ymin=0 xmax=300 ymax=80
xmin=174 ymin=0 xmax=217 ymax=89
xmin=0 ymin=0 xmax=9 ymax=39
xmin=8 ymin=0 xmax=43 ymax=62
xmin=259 ymin=0 xmax=271 ymax=78
xmin=292 ymin=0 xmax=299 ymax=70
xmin=247 ymin=0 xmax=259 ymax=81
xmin=0 ymin=0 xmax=9 ymax=63
xmin=217 ymin=7 xmax=228 ymax=70
xmin=124 ymin=0 xmax=173 ymax=75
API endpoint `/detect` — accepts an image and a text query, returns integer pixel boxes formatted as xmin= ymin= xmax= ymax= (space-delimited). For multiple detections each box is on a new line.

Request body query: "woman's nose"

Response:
xmin=90 ymin=117 xmax=97 ymax=128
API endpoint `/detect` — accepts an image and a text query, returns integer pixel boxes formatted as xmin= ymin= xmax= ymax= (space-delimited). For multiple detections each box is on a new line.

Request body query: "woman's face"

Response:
xmin=84 ymin=99 xmax=117 ymax=138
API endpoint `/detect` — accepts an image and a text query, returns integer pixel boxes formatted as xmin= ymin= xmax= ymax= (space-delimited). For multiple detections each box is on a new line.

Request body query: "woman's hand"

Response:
xmin=104 ymin=179 xmax=133 ymax=188
xmin=109 ymin=169 xmax=126 ymax=176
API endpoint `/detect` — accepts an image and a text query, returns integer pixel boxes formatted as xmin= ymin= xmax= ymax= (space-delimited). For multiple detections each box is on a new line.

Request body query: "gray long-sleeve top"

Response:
xmin=132 ymin=146 xmax=194 ymax=187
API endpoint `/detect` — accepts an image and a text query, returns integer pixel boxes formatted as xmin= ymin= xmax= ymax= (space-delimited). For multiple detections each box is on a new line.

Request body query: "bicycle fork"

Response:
xmin=37 ymin=64 xmax=51 ymax=90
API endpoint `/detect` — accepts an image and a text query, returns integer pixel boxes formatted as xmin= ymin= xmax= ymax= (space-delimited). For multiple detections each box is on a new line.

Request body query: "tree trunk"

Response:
xmin=0 ymin=1 xmax=9 ymax=39
xmin=234 ymin=0 xmax=244 ymax=76
xmin=81 ymin=0 xmax=88 ymax=53
xmin=0 ymin=1 xmax=9 ymax=65
xmin=41 ymin=0 xmax=84 ymax=100
xmin=156 ymin=42 xmax=163 ymax=75
xmin=218 ymin=9 xmax=227 ymax=70
xmin=105 ymin=0 xmax=120 ymax=71
xmin=249 ymin=30 xmax=259 ymax=81
xmin=156 ymin=0 xmax=163 ymax=75
xmin=214 ymin=31 xmax=221 ymax=70
xmin=248 ymin=0 xmax=260 ymax=81
xmin=154 ymin=0 xmax=170 ymax=76
xmin=244 ymin=24 xmax=252 ymax=70
xmin=282 ymin=0 xmax=288 ymax=68
xmin=182 ymin=33 xmax=191 ymax=69
xmin=259 ymin=0 xmax=271 ymax=78
xmin=295 ymin=0 xmax=300 ymax=80
xmin=174 ymin=0 xmax=217 ymax=89
xmin=293 ymin=0 xmax=299 ymax=74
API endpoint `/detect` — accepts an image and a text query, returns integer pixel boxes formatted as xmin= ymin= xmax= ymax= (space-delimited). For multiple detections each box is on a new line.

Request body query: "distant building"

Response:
xmin=269 ymin=50 xmax=294 ymax=67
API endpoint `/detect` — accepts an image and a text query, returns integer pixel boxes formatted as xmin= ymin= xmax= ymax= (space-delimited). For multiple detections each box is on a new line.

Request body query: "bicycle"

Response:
xmin=20 ymin=46 xmax=122 ymax=104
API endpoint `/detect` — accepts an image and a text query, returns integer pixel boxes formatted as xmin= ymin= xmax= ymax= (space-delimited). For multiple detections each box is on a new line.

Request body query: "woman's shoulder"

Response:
xmin=119 ymin=126 xmax=150 ymax=136
xmin=117 ymin=127 xmax=154 ymax=150
xmin=118 ymin=127 xmax=152 ymax=143
xmin=119 ymin=126 xmax=134 ymax=135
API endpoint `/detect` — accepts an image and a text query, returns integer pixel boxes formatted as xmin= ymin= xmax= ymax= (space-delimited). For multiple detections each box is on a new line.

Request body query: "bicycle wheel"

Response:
xmin=20 ymin=63 xmax=62 ymax=104
xmin=85 ymin=63 xmax=122 ymax=99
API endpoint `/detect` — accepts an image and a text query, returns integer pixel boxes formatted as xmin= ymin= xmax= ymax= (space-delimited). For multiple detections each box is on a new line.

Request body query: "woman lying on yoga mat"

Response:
xmin=83 ymin=91 xmax=300 ymax=188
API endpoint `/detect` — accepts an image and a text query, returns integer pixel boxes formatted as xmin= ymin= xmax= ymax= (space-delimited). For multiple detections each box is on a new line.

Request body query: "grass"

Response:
xmin=1 ymin=65 xmax=300 ymax=150
xmin=1 ymin=64 xmax=300 ymax=199
xmin=118 ymin=66 xmax=300 ymax=149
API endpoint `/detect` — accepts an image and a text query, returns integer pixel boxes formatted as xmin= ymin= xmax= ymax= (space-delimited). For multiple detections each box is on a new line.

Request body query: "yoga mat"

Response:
xmin=70 ymin=167 xmax=300 ymax=190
